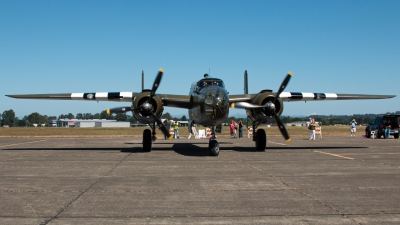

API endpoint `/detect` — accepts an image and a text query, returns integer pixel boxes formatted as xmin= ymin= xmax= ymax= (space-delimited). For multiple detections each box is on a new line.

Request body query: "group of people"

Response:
xmin=351 ymin=118 xmax=392 ymax=139
xmin=162 ymin=118 xmax=180 ymax=139
xmin=230 ymin=119 xmax=244 ymax=138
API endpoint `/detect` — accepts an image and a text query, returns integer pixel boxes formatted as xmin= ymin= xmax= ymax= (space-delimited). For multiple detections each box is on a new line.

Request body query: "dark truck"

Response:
xmin=365 ymin=115 xmax=400 ymax=139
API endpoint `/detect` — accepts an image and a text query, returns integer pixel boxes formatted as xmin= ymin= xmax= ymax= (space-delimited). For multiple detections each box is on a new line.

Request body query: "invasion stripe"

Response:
xmin=280 ymin=92 xmax=338 ymax=101
xmin=289 ymin=92 xmax=302 ymax=100
xmin=74 ymin=92 xmax=134 ymax=101
xmin=71 ymin=93 xmax=84 ymax=100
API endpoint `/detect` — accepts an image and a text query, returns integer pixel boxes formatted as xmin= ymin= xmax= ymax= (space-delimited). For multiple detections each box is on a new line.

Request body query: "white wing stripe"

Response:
xmin=71 ymin=93 xmax=84 ymax=99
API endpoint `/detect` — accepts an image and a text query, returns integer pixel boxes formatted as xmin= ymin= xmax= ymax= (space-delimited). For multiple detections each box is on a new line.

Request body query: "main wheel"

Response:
xmin=394 ymin=134 xmax=399 ymax=139
xmin=209 ymin=140 xmax=219 ymax=156
xmin=143 ymin=129 xmax=152 ymax=152
xmin=255 ymin=129 xmax=266 ymax=151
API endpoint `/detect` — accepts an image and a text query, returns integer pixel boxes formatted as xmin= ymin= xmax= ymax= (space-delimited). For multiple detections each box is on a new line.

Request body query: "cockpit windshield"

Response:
xmin=197 ymin=79 xmax=224 ymax=89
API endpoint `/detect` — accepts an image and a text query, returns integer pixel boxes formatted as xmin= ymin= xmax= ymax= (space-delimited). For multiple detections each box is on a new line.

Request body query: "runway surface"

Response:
xmin=0 ymin=136 xmax=399 ymax=224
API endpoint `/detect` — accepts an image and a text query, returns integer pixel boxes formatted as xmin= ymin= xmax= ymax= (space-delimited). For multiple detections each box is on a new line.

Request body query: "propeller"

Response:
xmin=268 ymin=72 xmax=292 ymax=142
xmin=106 ymin=107 xmax=131 ymax=115
xmin=105 ymin=69 xmax=171 ymax=139
xmin=230 ymin=72 xmax=292 ymax=142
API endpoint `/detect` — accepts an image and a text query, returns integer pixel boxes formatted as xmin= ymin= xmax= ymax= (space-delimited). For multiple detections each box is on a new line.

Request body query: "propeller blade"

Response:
xmin=230 ymin=102 xmax=266 ymax=109
xmin=149 ymin=68 xmax=164 ymax=99
xmin=149 ymin=110 xmax=172 ymax=139
xmin=273 ymin=113 xmax=291 ymax=142
xmin=274 ymin=72 xmax=292 ymax=104
xmin=106 ymin=106 xmax=132 ymax=115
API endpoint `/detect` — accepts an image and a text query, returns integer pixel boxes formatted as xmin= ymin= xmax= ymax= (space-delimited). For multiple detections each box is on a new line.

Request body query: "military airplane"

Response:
xmin=6 ymin=69 xmax=396 ymax=156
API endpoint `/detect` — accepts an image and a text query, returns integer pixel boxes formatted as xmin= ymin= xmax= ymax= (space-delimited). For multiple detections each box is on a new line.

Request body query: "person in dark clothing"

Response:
xmin=238 ymin=120 xmax=244 ymax=138
xmin=163 ymin=118 xmax=170 ymax=140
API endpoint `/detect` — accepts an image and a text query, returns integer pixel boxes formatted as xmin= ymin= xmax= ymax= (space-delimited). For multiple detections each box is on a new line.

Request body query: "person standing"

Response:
xmin=384 ymin=119 xmax=391 ymax=139
xmin=350 ymin=119 xmax=357 ymax=138
xmin=163 ymin=118 xmax=170 ymax=140
xmin=309 ymin=118 xmax=316 ymax=140
xmin=230 ymin=120 xmax=237 ymax=138
xmin=173 ymin=122 xmax=180 ymax=139
xmin=238 ymin=120 xmax=244 ymax=138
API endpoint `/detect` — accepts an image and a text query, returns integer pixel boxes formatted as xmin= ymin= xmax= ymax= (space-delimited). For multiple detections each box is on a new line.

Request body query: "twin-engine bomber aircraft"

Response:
xmin=6 ymin=69 xmax=395 ymax=156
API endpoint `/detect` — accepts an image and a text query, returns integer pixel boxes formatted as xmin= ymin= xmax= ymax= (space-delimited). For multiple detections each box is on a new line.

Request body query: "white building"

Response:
xmin=49 ymin=119 xmax=130 ymax=128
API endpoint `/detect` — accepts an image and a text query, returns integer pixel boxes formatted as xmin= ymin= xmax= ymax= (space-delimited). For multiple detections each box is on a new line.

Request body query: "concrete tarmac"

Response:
xmin=0 ymin=136 xmax=399 ymax=225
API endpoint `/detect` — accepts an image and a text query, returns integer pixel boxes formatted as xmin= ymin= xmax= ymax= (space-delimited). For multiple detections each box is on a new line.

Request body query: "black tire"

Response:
xmin=209 ymin=140 xmax=219 ymax=156
xmin=394 ymin=134 xmax=399 ymax=139
xmin=255 ymin=129 xmax=266 ymax=151
xmin=143 ymin=129 xmax=152 ymax=152
xmin=366 ymin=129 xmax=371 ymax=138
xmin=377 ymin=130 xmax=382 ymax=139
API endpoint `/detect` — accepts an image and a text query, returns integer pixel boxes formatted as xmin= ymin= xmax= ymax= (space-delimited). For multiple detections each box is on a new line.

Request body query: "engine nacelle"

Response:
xmin=245 ymin=91 xmax=284 ymax=124
xmin=132 ymin=91 xmax=164 ymax=124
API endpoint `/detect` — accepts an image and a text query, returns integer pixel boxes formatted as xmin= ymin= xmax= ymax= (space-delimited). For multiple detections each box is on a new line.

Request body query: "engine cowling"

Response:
xmin=132 ymin=90 xmax=164 ymax=124
xmin=245 ymin=91 xmax=284 ymax=124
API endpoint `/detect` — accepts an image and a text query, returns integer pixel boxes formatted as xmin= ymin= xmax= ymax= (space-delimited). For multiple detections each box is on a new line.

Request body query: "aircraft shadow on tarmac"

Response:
xmin=4 ymin=142 xmax=367 ymax=157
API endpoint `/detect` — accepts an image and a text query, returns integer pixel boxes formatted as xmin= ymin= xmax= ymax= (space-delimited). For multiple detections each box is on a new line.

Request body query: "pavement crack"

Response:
xmin=40 ymin=152 xmax=132 ymax=225
xmin=228 ymin=152 xmax=361 ymax=225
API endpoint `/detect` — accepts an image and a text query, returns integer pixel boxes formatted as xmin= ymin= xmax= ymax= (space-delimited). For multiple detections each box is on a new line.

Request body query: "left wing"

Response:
xmin=6 ymin=92 xmax=193 ymax=109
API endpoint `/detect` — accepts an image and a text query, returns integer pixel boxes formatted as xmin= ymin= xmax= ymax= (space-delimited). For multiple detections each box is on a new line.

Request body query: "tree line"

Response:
xmin=1 ymin=109 xmax=399 ymax=127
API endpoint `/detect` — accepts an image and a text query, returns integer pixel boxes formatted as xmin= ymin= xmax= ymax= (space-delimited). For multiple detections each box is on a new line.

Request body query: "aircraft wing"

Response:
xmin=229 ymin=92 xmax=396 ymax=103
xmin=6 ymin=92 xmax=193 ymax=109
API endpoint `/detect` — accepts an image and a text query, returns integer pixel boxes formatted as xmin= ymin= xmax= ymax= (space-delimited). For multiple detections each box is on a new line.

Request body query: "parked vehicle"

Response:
xmin=365 ymin=115 xmax=400 ymax=139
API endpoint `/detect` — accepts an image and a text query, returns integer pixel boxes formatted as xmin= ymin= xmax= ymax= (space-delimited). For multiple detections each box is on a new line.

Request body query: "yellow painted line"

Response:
xmin=0 ymin=139 xmax=48 ymax=148
xmin=267 ymin=141 xmax=287 ymax=146
xmin=312 ymin=150 xmax=355 ymax=160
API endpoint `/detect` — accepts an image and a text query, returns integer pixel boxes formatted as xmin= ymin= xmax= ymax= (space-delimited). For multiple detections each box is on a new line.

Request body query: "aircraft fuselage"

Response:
xmin=188 ymin=77 xmax=229 ymax=126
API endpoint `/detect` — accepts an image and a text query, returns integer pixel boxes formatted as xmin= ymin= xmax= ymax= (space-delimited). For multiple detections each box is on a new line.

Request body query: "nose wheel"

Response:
xmin=208 ymin=126 xmax=220 ymax=156
xmin=209 ymin=139 xmax=219 ymax=156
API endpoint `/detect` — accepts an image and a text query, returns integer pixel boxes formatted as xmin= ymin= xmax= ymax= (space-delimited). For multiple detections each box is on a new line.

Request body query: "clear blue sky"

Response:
xmin=1 ymin=0 xmax=399 ymax=118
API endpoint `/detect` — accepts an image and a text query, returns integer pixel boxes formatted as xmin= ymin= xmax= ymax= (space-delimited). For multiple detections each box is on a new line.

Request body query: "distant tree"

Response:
xmin=17 ymin=117 xmax=27 ymax=127
xmin=1 ymin=109 xmax=16 ymax=127
xmin=93 ymin=113 xmax=100 ymax=119
xmin=181 ymin=115 xmax=187 ymax=121
xmin=100 ymin=110 xmax=114 ymax=120
xmin=58 ymin=113 xmax=74 ymax=119
xmin=75 ymin=113 xmax=84 ymax=119
xmin=162 ymin=112 xmax=172 ymax=120
xmin=47 ymin=116 xmax=57 ymax=120
xmin=83 ymin=113 xmax=94 ymax=120
xmin=115 ymin=113 xmax=127 ymax=121
xmin=27 ymin=112 xmax=48 ymax=126
xmin=364 ymin=117 xmax=372 ymax=125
